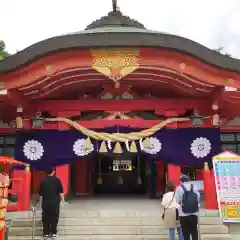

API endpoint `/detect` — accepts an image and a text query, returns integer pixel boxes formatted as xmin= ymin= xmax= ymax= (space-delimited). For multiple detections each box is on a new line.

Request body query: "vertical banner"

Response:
xmin=212 ymin=151 xmax=240 ymax=222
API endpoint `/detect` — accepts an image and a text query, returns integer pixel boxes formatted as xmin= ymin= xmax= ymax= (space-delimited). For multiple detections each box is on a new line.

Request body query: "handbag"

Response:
xmin=162 ymin=192 xmax=175 ymax=220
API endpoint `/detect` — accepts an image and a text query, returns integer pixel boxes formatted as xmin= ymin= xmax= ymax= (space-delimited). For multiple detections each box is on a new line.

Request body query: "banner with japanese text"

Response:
xmin=213 ymin=151 xmax=240 ymax=222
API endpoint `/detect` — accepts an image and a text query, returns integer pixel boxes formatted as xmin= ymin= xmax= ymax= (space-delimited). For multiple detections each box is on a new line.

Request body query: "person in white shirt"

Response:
xmin=161 ymin=182 xmax=184 ymax=240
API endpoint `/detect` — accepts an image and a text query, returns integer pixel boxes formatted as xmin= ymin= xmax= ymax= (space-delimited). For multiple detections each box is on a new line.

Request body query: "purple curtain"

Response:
xmin=14 ymin=127 xmax=220 ymax=170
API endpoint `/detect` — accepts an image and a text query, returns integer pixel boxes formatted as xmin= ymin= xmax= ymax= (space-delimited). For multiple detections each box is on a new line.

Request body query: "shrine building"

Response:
xmin=0 ymin=6 xmax=240 ymax=209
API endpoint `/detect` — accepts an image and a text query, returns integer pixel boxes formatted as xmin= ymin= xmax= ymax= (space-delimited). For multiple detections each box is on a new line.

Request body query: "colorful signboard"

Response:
xmin=213 ymin=151 xmax=240 ymax=222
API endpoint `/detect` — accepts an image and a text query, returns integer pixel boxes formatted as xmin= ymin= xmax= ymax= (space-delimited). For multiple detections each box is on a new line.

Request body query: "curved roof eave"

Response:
xmin=0 ymin=30 xmax=240 ymax=73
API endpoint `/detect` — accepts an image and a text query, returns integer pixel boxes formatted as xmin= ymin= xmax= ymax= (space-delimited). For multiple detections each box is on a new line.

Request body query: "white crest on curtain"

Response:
xmin=190 ymin=137 xmax=211 ymax=158
xmin=143 ymin=137 xmax=162 ymax=155
xmin=23 ymin=140 xmax=44 ymax=161
xmin=73 ymin=139 xmax=94 ymax=156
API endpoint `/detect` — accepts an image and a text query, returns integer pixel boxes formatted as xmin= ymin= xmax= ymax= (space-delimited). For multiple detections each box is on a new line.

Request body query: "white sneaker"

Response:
xmin=52 ymin=234 xmax=58 ymax=239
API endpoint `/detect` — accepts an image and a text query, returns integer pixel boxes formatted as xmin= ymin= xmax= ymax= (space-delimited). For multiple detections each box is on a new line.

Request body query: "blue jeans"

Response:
xmin=169 ymin=227 xmax=184 ymax=240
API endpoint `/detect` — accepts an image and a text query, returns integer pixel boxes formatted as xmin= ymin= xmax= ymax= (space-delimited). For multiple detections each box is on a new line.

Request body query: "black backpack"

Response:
xmin=181 ymin=184 xmax=199 ymax=214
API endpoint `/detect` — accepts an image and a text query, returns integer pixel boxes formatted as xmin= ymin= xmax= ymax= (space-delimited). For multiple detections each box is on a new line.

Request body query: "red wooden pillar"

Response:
xmin=32 ymin=170 xmax=46 ymax=194
xmin=203 ymin=162 xmax=218 ymax=209
xmin=3 ymin=165 xmax=8 ymax=176
xmin=196 ymin=169 xmax=203 ymax=180
xmin=17 ymin=165 xmax=32 ymax=211
xmin=0 ymin=227 xmax=4 ymax=240
xmin=167 ymin=164 xmax=181 ymax=187
xmin=56 ymin=165 xmax=70 ymax=195
xmin=156 ymin=161 xmax=165 ymax=194
xmin=75 ymin=158 xmax=89 ymax=196
xmin=23 ymin=165 xmax=31 ymax=210
xmin=86 ymin=159 xmax=93 ymax=195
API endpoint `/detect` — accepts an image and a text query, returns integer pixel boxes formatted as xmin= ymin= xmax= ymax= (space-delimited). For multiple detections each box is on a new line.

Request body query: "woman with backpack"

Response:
xmin=161 ymin=182 xmax=184 ymax=240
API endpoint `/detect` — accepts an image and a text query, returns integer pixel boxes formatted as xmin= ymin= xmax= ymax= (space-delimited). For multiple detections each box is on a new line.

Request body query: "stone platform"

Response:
xmin=6 ymin=196 xmax=233 ymax=240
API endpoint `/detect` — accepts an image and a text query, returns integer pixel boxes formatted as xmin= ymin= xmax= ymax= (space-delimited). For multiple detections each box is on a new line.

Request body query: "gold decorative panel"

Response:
xmin=91 ymin=49 xmax=140 ymax=87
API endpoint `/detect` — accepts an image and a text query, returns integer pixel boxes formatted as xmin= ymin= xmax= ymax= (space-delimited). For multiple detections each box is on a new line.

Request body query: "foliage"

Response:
xmin=0 ymin=40 xmax=10 ymax=60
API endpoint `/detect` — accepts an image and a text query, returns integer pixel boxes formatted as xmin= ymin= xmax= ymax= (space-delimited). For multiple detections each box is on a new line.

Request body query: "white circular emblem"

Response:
xmin=143 ymin=137 xmax=162 ymax=155
xmin=23 ymin=140 xmax=44 ymax=161
xmin=73 ymin=139 xmax=94 ymax=156
xmin=190 ymin=137 xmax=211 ymax=158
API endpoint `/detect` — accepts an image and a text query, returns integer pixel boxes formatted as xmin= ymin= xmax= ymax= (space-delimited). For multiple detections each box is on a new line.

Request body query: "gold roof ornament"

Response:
xmin=91 ymin=48 xmax=140 ymax=88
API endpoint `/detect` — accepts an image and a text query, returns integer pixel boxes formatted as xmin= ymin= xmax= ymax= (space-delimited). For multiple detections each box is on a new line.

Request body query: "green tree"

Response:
xmin=0 ymin=40 xmax=10 ymax=60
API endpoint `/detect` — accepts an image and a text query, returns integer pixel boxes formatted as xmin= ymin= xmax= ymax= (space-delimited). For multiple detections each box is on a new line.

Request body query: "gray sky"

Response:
xmin=2 ymin=0 xmax=240 ymax=58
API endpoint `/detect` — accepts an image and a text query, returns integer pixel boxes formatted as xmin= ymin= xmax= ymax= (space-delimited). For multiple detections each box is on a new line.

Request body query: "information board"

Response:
xmin=213 ymin=151 xmax=240 ymax=222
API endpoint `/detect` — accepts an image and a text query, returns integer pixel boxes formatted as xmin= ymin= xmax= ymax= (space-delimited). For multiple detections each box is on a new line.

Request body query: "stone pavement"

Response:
xmin=6 ymin=196 xmax=233 ymax=240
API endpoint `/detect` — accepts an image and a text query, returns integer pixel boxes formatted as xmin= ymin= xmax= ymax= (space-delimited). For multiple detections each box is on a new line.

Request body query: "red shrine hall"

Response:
xmin=0 ymin=8 xmax=240 ymax=211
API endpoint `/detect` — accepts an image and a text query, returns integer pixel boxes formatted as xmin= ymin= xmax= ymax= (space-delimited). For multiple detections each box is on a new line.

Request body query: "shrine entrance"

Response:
xmin=93 ymin=155 xmax=147 ymax=195
xmin=70 ymin=154 xmax=149 ymax=196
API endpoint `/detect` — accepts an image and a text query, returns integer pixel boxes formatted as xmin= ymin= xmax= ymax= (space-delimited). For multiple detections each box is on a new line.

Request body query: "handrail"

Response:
xmin=31 ymin=200 xmax=39 ymax=240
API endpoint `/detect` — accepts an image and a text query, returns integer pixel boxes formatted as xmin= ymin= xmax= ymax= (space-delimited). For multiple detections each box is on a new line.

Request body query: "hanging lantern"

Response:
xmin=212 ymin=114 xmax=220 ymax=127
xmin=130 ymin=141 xmax=138 ymax=153
xmin=113 ymin=142 xmax=123 ymax=154
xmin=99 ymin=141 xmax=108 ymax=153
xmin=16 ymin=117 xmax=23 ymax=129
xmin=32 ymin=112 xmax=45 ymax=128
xmin=212 ymin=103 xmax=219 ymax=111
xmin=190 ymin=109 xmax=208 ymax=126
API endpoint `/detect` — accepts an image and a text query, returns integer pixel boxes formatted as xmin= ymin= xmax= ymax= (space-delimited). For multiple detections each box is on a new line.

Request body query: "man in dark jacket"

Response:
xmin=39 ymin=168 xmax=65 ymax=239
xmin=145 ymin=160 xmax=157 ymax=198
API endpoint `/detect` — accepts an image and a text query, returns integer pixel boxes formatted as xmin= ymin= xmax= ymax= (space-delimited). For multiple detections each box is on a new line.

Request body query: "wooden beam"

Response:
xmin=0 ymin=120 xmax=240 ymax=134
xmin=222 ymin=104 xmax=240 ymax=117
xmin=37 ymin=99 xmax=211 ymax=112
xmin=7 ymin=89 xmax=29 ymax=108
xmin=211 ymin=86 xmax=227 ymax=103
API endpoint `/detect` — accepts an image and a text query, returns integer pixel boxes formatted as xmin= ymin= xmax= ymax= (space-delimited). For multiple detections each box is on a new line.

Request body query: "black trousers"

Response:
xmin=180 ymin=215 xmax=198 ymax=240
xmin=42 ymin=204 xmax=60 ymax=235
xmin=146 ymin=174 xmax=157 ymax=198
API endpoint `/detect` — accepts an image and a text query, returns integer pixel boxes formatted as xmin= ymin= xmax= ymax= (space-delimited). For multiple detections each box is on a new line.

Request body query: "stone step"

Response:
xmin=8 ymin=234 xmax=233 ymax=240
xmin=9 ymin=224 xmax=229 ymax=236
xmin=6 ymin=209 xmax=220 ymax=219
xmin=10 ymin=216 xmax=223 ymax=227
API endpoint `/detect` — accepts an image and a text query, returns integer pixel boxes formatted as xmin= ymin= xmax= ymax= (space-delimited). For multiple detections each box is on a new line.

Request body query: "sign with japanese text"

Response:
xmin=213 ymin=151 xmax=240 ymax=222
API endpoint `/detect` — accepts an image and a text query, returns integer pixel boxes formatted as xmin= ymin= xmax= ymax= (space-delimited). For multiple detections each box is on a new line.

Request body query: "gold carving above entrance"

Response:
xmin=91 ymin=49 xmax=140 ymax=88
